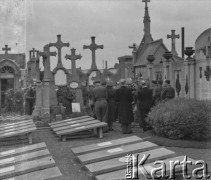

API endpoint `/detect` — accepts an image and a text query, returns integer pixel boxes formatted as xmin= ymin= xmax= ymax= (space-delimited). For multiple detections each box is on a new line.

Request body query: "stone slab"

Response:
xmin=0 ymin=127 xmax=36 ymax=139
xmin=4 ymin=167 xmax=62 ymax=180
xmin=77 ymin=141 xmax=157 ymax=164
xmin=0 ymin=142 xmax=46 ymax=159
xmin=0 ymin=156 xmax=55 ymax=179
xmin=86 ymin=147 xmax=175 ymax=175
xmin=49 ymin=115 xmax=90 ymax=125
xmin=72 ymin=136 xmax=143 ymax=155
xmin=0 ymin=124 xmax=36 ymax=134
xmin=95 ymin=156 xmax=196 ymax=180
xmin=0 ymin=149 xmax=50 ymax=167
xmin=50 ymin=117 xmax=94 ymax=128
xmin=0 ymin=120 xmax=34 ymax=130
xmin=53 ymin=120 xmax=100 ymax=132
xmin=56 ymin=122 xmax=107 ymax=136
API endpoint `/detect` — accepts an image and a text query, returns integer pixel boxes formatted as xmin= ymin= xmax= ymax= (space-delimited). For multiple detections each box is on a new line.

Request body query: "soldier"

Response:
xmin=161 ymin=80 xmax=175 ymax=101
xmin=5 ymin=89 xmax=14 ymax=113
xmin=14 ymin=90 xmax=24 ymax=115
xmin=25 ymin=86 xmax=35 ymax=115
xmin=152 ymin=80 xmax=163 ymax=105
xmin=91 ymin=80 xmax=108 ymax=128
xmin=106 ymin=81 xmax=116 ymax=131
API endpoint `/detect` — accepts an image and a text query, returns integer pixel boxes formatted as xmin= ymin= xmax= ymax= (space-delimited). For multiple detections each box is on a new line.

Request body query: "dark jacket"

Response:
xmin=116 ymin=86 xmax=134 ymax=124
xmin=137 ymin=87 xmax=153 ymax=110
xmin=92 ymin=86 xmax=108 ymax=102
xmin=161 ymin=86 xmax=175 ymax=100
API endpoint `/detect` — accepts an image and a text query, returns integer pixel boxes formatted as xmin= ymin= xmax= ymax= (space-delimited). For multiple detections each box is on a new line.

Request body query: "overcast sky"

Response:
xmin=0 ymin=0 xmax=211 ymax=70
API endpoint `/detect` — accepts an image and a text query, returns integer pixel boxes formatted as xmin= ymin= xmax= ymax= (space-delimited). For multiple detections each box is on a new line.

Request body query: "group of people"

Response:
xmin=88 ymin=78 xmax=175 ymax=134
xmin=1 ymin=86 xmax=36 ymax=115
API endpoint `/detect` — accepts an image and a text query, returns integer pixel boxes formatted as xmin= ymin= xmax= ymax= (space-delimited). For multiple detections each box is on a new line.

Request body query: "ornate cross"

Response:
xmin=65 ymin=48 xmax=82 ymax=80
xmin=49 ymin=34 xmax=69 ymax=68
xmin=2 ymin=45 xmax=11 ymax=54
xmin=83 ymin=36 xmax=103 ymax=71
xmin=39 ymin=44 xmax=57 ymax=82
xmin=167 ymin=30 xmax=180 ymax=56
xmin=142 ymin=0 xmax=150 ymax=7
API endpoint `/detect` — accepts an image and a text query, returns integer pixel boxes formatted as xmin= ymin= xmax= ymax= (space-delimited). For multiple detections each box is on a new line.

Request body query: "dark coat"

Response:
xmin=137 ymin=87 xmax=153 ymax=110
xmin=116 ymin=86 xmax=134 ymax=124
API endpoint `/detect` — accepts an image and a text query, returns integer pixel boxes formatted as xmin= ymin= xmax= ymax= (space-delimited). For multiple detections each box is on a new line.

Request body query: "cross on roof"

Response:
xmin=2 ymin=45 xmax=11 ymax=54
xmin=167 ymin=30 xmax=180 ymax=56
xmin=129 ymin=43 xmax=138 ymax=54
xmin=142 ymin=0 xmax=150 ymax=7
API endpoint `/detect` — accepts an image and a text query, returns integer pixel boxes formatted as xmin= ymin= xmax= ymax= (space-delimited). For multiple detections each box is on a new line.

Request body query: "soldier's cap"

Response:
xmin=165 ymin=80 xmax=170 ymax=84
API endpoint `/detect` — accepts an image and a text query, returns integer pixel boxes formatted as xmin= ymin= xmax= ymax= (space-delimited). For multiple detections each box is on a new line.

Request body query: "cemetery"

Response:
xmin=0 ymin=0 xmax=210 ymax=179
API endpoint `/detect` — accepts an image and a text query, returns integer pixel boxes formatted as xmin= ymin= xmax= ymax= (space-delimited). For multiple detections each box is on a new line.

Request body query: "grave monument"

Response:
xmin=65 ymin=48 xmax=83 ymax=110
xmin=33 ymin=44 xmax=60 ymax=123
xmin=83 ymin=36 xmax=104 ymax=85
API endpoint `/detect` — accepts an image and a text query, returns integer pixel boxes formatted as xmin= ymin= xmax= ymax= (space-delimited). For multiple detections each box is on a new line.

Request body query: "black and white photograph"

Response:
xmin=0 ymin=0 xmax=211 ymax=179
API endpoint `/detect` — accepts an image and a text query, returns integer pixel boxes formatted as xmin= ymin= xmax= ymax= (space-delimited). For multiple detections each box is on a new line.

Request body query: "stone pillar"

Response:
xmin=189 ymin=59 xmax=196 ymax=98
xmin=163 ymin=51 xmax=173 ymax=81
xmin=163 ymin=61 xmax=170 ymax=80
xmin=184 ymin=47 xmax=195 ymax=99
xmin=33 ymin=81 xmax=42 ymax=117
xmin=184 ymin=60 xmax=190 ymax=98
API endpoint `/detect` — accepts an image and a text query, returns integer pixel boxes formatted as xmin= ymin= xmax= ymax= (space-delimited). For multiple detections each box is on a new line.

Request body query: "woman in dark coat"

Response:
xmin=116 ymin=79 xmax=134 ymax=134
xmin=106 ymin=81 xmax=116 ymax=131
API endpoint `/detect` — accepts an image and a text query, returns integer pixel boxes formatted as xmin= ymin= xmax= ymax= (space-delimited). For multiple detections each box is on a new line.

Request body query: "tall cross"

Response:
xmin=65 ymin=48 xmax=82 ymax=80
xmin=142 ymin=0 xmax=150 ymax=7
xmin=49 ymin=34 xmax=69 ymax=68
xmin=83 ymin=36 xmax=103 ymax=71
xmin=39 ymin=44 xmax=57 ymax=82
xmin=167 ymin=30 xmax=180 ymax=56
xmin=2 ymin=45 xmax=11 ymax=54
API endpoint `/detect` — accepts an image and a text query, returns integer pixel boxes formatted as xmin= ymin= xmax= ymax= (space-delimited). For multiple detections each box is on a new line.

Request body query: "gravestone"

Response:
xmin=65 ymin=48 xmax=83 ymax=110
xmin=34 ymin=44 xmax=60 ymax=123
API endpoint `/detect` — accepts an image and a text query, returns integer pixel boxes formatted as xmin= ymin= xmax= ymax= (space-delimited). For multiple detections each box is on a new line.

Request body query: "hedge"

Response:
xmin=147 ymin=98 xmax=211 ymax=140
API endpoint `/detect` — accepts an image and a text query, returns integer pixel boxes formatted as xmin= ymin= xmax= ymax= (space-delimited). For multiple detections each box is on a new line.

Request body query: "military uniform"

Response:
xmin=161 ymin=86 xmax=175 ymax=101
xmin=92 ymin=85 xmax=108 ymax=123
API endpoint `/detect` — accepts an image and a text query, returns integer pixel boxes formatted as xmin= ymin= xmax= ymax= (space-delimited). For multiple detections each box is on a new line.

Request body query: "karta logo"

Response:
xmin=125 ymin=154 xmax=210 ymax=179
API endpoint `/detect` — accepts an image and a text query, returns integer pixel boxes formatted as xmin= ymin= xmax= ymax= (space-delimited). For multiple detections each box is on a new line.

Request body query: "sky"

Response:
xmin=0 ymin=0 xmax=211 ymax=71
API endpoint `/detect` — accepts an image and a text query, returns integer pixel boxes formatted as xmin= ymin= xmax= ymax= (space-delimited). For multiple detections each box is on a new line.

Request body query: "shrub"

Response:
xmin=147 ymin=98 xmax=211 ymax=140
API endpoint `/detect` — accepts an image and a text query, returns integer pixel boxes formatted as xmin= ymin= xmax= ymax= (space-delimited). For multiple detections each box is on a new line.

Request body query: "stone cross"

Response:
xmin=142 ymin=0 xmax=150 ymax=7
xmin=167 ymin=30 xmax=180 ymax=56
xmin=2 ymin=45 xmax=11 ymax=54
xmin=83 ymin=36 xmax=103 ymax=71
xmin=65 ymin=48 xmax=82 ymax=80
xmin=49 ymin=34 xmax=70 ymax=68
xmin=39 ymin=44 xmax=57 ymax=82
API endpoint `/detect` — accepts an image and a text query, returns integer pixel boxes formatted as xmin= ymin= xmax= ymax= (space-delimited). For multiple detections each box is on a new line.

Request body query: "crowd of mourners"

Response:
xmin=87 ymin=78 xmax=175 ymax=134
xmin=0 ymin=86 xmax=36 ymax=115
